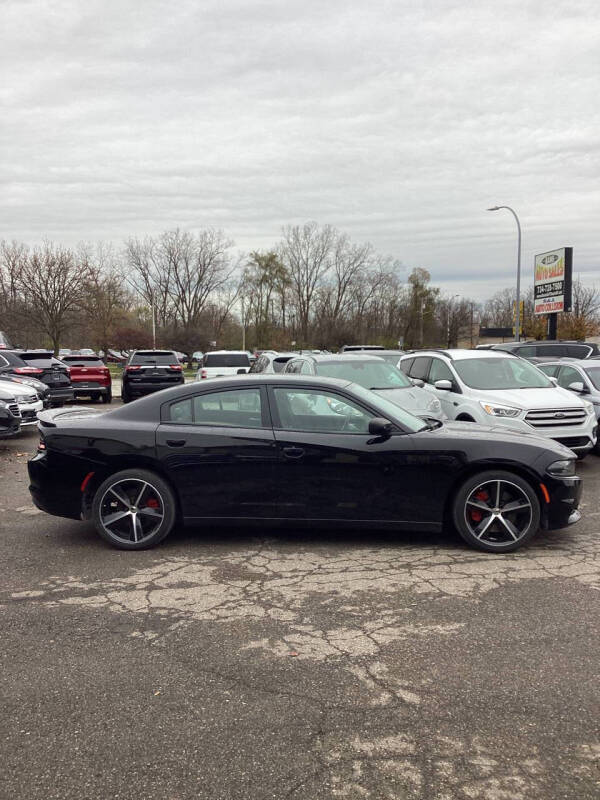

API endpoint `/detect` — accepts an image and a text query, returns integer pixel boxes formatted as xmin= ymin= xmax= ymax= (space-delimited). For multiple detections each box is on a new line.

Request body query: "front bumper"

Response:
xmin=542 ymin=475 xmax=583 ymax=530
xmin=487 ymin=416 xmax=597 ymax=454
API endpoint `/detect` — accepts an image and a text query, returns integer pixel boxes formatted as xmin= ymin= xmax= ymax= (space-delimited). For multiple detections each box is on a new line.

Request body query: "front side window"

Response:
xmin=584 ymin=367 xmax=600 ymax=390
xmin=168 ymin=388 xmax=263 ymax=428
xmin=272 ymin=388 xmax=373 ymax=433
xmin=538 ymin=364 xmax=560 ymax=378
xmin=428 ymin=358 xmax=454 ymax=384
xmin=557 ymin=366 xmax=583 ymax=390
xmin=453 ymin=357 xmax=552 ymax=390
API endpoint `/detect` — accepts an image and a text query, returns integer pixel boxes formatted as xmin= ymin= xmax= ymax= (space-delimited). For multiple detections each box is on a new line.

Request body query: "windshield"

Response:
xmin=204 ymin=353 xmax=250 ymax=367
xmin=350 ymin=384 xmax=428 ymax=433
xmin=585 ymin=367 xmax=600 ymax=390
xmin=317 ymin=360 xmax=411 ymax=389
xmin=454 ymin=357 xmax=552 ymax=390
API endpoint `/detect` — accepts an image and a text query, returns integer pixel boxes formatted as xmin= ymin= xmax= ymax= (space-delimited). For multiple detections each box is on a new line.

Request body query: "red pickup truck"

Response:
xmin=60 ymin=354 xmax=112 ymax=403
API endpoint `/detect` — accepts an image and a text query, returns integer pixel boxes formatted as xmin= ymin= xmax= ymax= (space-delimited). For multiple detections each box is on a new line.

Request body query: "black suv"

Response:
xmin=490 ymin=340 xmax=599 ymax=360
xmin=121 ymin=350 xmax=185 ymax=403
xmin=0 ymin=350 xmax=74 ymax=406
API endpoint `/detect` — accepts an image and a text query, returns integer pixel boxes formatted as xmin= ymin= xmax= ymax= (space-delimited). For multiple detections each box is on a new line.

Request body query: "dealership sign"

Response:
xmin=534 ymin=247 xmax=572 ymax=315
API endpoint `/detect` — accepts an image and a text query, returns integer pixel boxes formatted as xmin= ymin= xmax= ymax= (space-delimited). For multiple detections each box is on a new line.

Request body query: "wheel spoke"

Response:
xmin=134 ymin=482 xmax=148 ymax=507
xmin=495 ymin=481 xmax=501 ymax=507
xmin=103 ymin=510 xmax=131 ymax=527
xmin=130 ymin=513 xmax=141 ymax=542
xmin=138 ymin=506 xmax=162 ymax=518
xmin=475 ymin=515 xmax=495 ymax=539
xmin=497 ymin=515 xmax=520 ymax=540
xmin=109 ymin=486 xmax=131 ymax=508
xmin=466 ymin=499 xmax=492 ymax=512
xmin=501 ymin=500 xmax=530 ymax=513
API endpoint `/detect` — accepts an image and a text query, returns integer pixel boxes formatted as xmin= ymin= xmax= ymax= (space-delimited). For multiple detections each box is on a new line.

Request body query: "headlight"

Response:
xmin=479 ymin=402 xmax=521 ymax=418
xmin=583 ymin=401 xmax=595 ymax=416
xmin=428 ymin=397 xmax=441 ymax=412
xmin=547 ymin=459 xmax=576 ymax=477
xmin=0 ymin=399 xmax=6 ymax=409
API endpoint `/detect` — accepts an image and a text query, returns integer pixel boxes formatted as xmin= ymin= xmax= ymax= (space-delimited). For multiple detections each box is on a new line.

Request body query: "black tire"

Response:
xmin=452 ymin=470 xmax=540 ymax=553
xmin=121 ymin=389 xmax=130 ymax=404
xmin=91 ymin=393 xmax=100 ymax=402
xmin=101 ymin=390 xmax=112 ymax=404
xmin=91 ymin=469 xmax=177 ymax=550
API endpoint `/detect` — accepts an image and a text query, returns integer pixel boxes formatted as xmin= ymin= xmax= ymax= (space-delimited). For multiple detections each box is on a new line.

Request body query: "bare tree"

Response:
xmin=17 ymin=243 xmax=94 ymax=354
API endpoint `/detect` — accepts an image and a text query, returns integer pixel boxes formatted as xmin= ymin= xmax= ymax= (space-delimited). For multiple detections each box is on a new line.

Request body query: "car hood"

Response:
xmin=467 ymin=386 xmax=586 ymax=410
xmin=426 ymin=420 xmax=575 ymax=459
xmin=373 ymin=386 xmax=436 ymax=412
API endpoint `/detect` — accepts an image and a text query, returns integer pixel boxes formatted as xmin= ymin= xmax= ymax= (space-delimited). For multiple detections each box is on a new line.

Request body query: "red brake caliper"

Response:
xmin=146 ymin=498 xmax=159 ymax=509
xmin=470 ymin=490 xmax=489 ymax=523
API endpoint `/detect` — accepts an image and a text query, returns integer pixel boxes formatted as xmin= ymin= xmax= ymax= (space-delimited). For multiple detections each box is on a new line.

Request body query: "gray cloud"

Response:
xmin=1 ymin=0 xmax=599 ymax=299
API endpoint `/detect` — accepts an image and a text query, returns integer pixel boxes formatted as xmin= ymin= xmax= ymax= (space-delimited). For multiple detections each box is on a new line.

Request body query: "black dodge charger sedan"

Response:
xmin=28 ymin=375 xmax=582 ymax=553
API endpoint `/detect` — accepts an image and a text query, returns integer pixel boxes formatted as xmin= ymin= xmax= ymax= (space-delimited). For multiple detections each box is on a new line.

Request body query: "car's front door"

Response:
xmin=426 ymin=357 xmax=462 ymax=418
xmin=156 ymin=386 xmax=279 ymax=519
xmin=267 ymin=384 xmax=419 ymax=522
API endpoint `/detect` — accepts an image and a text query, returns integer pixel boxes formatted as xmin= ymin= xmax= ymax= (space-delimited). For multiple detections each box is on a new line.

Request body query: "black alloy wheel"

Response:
xmin=92 ymin=469 xmax=177 ymax=550
xmin=453 ymin=470 xmax=540 ymax=553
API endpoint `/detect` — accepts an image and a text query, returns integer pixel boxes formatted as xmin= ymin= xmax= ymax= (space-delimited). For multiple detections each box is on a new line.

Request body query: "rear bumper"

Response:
xmin=124 ymin=379 xmax=184 ymax=396
xmin=72 ymin=382 xmax=110 ymax=395
xmin=47 ymin=387 xmax=74 ymax=403
xmin=28 ymin=456 xmax=82 ymax=520
xmin=542 ymin=475 xmax=583 ymax=530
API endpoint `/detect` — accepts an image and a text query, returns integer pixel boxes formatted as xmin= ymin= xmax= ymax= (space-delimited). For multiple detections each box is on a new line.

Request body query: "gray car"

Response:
xmin=282 ymin=354 xmax=444 ymax=420
xmin=538 ymin=359 xmax=600 ymax=452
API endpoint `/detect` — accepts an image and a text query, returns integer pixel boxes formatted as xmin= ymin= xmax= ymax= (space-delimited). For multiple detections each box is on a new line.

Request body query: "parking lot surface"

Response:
xmin=1 ymin=403 xmax=599 ymax=799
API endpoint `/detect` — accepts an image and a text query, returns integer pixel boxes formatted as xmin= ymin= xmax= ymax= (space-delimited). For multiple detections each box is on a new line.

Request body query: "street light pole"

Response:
xmin=487 ymin=206 xmax=522 ymax=342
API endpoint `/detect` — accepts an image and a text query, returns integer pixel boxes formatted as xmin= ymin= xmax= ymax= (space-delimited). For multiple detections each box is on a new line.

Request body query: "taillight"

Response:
xmin=126 ymin=365 xmax=141 ymax=372
xmin=200 ymin=369 xmax=207 ymax=379
xmin=14 ymin=367 xmax=43 ymax=375
xmin=37 ymin=436 xmax=46 ymax=452
xmin=64 ymin=366 xmax=71 ymax=374
xmin=170 ymin=364 xmax=183 ymax=371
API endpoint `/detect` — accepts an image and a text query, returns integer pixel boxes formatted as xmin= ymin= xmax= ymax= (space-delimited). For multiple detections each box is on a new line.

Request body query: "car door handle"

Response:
xmin=166 ymin=439 xmax=186 ymax=447
xmin=282 ymin=446 xmax=305 ymax=460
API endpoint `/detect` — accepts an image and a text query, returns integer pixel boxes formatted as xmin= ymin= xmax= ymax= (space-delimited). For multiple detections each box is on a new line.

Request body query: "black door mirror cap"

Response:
xmin=368 ymin=417 xmax=393 ymax=437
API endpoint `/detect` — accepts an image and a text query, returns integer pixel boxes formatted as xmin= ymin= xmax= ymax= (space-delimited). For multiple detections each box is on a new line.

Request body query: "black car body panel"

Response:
xmin=28 ymin=377 xmax=582 ymax=543
xmin=0 ymin=350 xmax=73 ymax=403
xmin=122 ymin=350 xmax=184 ymax=399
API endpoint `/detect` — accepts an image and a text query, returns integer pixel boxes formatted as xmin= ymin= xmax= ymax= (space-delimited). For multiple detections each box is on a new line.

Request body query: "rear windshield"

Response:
xmin=62 ymin=356 xmax=104 ymax=366
xmin=316 ymin=360 xmax=411 ymax=388
xmin=204 ymin=353 xmax=250 ymax=367
xmin=19 ymin=353 xmax=63 ymax=367
xmin=131 ymin=352 xmax=177 ymax=366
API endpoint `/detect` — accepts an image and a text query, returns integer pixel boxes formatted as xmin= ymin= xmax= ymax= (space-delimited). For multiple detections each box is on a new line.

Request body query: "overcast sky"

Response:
xmin=2 ymin=0 xmax=599 ymax=300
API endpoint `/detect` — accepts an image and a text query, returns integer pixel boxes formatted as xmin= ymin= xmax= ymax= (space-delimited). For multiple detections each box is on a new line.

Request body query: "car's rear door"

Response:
xmin=155 ymin=385 xmax=278 ymax=519
xmin=267 ymin=384 xmax=419 ymax=522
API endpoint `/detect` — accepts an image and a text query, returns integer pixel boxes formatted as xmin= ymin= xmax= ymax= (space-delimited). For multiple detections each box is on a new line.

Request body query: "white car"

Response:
xmin=399 ymin=349 xmax=597 ymax=457
xmin=195 ymin=350 xmax=251 ymax=380
xmin=0 ymin=383 xmax=42 ymax=428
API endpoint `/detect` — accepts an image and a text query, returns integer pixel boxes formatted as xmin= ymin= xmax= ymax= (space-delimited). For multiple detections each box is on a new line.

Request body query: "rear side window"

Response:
xmin=515 ymin=346 xmax=536 ymax=358
xmin=204 ymin=353 xmax=250 ymax=368
xmin=131 ymin=351 xmax=177 ymax=366
xmin=272 ymin=357 xmax=293 ymax=373
xmin=537 ymin=344 xmax=567 ymax=357
xmin=399 ymin=358 xmax=413 ymax=374
xmin=566 ymin=345 xmax=591 ymax=358
xmin=168 ymin=388 xmax=263 ymax=428
xmin=408 ymin=357 xmax=431 ymax=381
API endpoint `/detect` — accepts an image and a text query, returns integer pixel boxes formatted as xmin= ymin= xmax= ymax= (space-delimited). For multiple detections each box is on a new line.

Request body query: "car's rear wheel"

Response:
xmin=453 ymin=470 xmax=540 ymax=553
xmin=121 ymin=389 xmax=130 ymax=403
xmin=92 ymin=469 xmax=177 ymax=550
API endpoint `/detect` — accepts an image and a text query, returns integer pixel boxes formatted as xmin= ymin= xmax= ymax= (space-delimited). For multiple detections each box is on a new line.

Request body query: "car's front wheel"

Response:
xmin=452 ymin=470 xmax=540 ymax=553
xmin=91 ymin=469 xmax=177 ymax=550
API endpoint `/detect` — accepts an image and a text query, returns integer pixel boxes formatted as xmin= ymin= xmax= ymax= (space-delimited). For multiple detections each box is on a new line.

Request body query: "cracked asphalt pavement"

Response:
xmin=1 ymin=405 xmax=599 ymax=799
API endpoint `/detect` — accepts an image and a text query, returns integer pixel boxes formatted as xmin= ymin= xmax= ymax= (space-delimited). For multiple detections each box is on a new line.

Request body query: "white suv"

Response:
xmin=399 ymin=349 xmax=597 ymax=457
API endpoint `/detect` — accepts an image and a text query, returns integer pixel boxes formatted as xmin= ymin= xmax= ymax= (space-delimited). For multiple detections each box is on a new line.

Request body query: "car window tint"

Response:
xmin=408 ymin=357 xmax=431 ymax=381
xmin=399 ymin=358 xmax=413 ymax=374
xmin=203 ymin=353 xmax=250 ymax=367
xmin=19 ymin=354 xmax=62 ymax=367
xmin=169 ymin=398 xmax=193 ymax=423
xmin=515 ymin=346 xmax=536 ymax=357
xmin=557 ymin=366 xmax=583 ymax=390
xmin=429 ymin=358 xmax=454 ymax=384
xmin=131 ymin=352 xmax=177 ymax=366
xmin=537 ymin=344 xmax=567 ymax=357
xmin=62 ymin=357 xmax=104 ymax=366
xmin=567 ymin=345 xmax=590 ymax=358
xmin=194 ymin=388 xmax=262 ymax=428
xmin=273 ymin=388 xmax=372 ymax=433
xmin=538 ymin=364 xmax=560 ymax=378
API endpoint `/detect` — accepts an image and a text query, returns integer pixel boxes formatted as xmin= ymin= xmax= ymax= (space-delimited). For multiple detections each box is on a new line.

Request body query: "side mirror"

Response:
xmin=237 ymin=368 xmax=247 ymax=374
xmin=411 ymin=378 xmax=425 ymax=388
xmin=568 ymin=381 xmax=586 ymax=393
xmin=434 ymin=379 xmax=453 ymax=391
xmin=368 ymin=417 xmax=393 ymax=437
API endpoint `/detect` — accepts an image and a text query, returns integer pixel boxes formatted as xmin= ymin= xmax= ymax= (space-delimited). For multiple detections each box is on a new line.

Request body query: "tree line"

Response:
xmin=1 ymin=223 xmax=598 ymax=357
